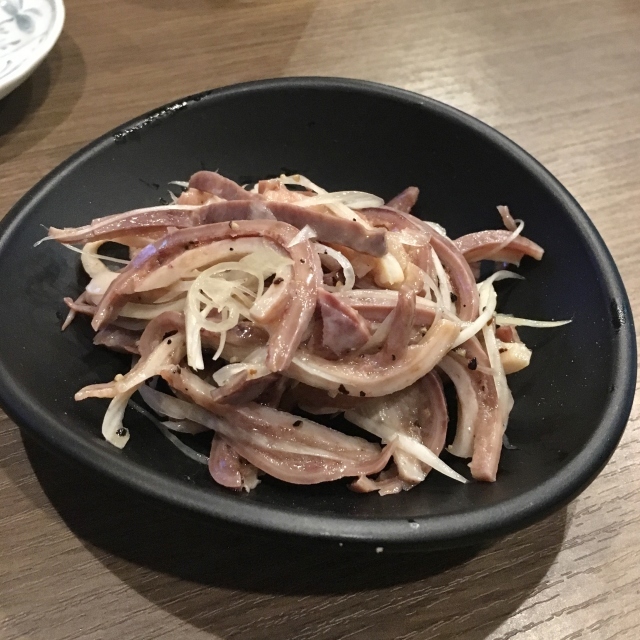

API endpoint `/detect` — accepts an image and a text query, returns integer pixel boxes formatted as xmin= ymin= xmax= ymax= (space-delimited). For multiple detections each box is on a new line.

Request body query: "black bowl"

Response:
xmin=0 ymin=78 xmax=635 ymax=549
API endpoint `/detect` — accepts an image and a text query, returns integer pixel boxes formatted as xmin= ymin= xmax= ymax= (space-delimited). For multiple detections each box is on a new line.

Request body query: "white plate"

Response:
xmin=0 ymin=0 xmax=65 ymax=100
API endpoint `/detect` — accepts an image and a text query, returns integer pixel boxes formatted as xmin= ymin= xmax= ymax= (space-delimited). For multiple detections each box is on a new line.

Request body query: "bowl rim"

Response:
xmin=0 ymin=76 xmax=636 ymax=546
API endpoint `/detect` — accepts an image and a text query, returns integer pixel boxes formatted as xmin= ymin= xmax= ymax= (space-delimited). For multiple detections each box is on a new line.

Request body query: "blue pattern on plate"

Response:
xmin=0 ymin=0 xmax=56 ymax=82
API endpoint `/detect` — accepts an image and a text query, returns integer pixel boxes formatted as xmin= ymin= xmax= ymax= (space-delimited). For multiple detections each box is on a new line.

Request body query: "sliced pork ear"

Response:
xmin=440 ymin=337 xmax=502 ymax=482
xmin=210 ymin=371 xmax=280 ymax=405
xmin=289 ymin=318 xmax=459 ymax=397
xmin=318 ymin=289 xmax=371 ymax=356
xmin=383 ymin=286 xmax=416 ymax=360
xmin=286 ymin=382 xmax=366 ymax=414
xmin=495 ymin=325 xmax=522 ymax=343
xmin=188 ymin=170 xmax=263 ymax=201
xmin=209 ymin=435 xmax=260 ymax=491
xmin=454 ymin=230 xmax=544 ymax=265
xmin=386 ymin=186 xmax=419 ymax=213
xmin=92 ymin=220 xmax=321 ymax=372
xmin=333 ymin=289 xmax=446 ymax=327
xmin=159 ymin=365 xmax=396 ymax=484
xmin=48 ymin=200 xmax=277 ymax=244
xmin=93 ymin=325 xmax=140 ymax=354
xmin=266 ymin=201 xmax=387 ymax=257
xmin=346 ymin=371 xmax=448 ymax=487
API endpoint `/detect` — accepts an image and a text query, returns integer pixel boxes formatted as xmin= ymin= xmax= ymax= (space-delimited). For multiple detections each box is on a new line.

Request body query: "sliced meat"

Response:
xmin=386 ymin=186 xmax=419 ymax=213
xmin=160 ymin=365 xmax=396 ymax=484
xmin=346 ymin=371 xmax=448 ymax=488
xmin=93 ymin=325 xmax=140 ymax=354
xmin=441 ymin=338 xmax=502 ymax=482
xmin=350 ymin=469 xmax=405 ymax=495
xmin=91 ymin=220 xmax=321 ymax=373
xmin=210 ymin=371 xmax=280 ymax=405
xmin=383 ymin=286 xmax=416 ymax=360
xmin=288 ymin=318 xmax=459 ymax=397
xmin=48 ymin=201 xmax=275 ymax=244
xmin=188 ymin=171 xmax=262 ymax=201
xmin=266 ymin=201 xmax=387 ymax=257
xmin=454 ymin=230 xmax=544 ymax=265
xmin=318 ymin=289 xmax=371 ymax=356
xmin=209 ymin=435 xmax=260 ymax=491
xmin=333 ymin=289 xmax=446 ymax=327
xmin=495 ymin=325 xmax=522 ymax=343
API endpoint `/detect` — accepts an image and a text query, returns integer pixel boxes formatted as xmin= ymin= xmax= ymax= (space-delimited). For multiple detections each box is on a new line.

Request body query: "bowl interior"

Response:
xmin=0 ymin=78 xmax=634 ymax=544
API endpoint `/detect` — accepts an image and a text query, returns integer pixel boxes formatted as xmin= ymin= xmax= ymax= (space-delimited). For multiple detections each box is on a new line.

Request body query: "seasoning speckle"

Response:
xmin=273 ymin=277 xmax=283 ymax=285
xmin=359 ymin=391 xmax=366 ymax=397
xmin=116 ymin=428 xmax=128 ymax=438
xmin=338 ymin=384 xmax=348 ymax=394
xmin=468 ymin=357 xmax=478 ymax=371
xmin=450 ymin=292 xmax=458 ymax=303
xmin=293 ymin=420 xmax=303 ymax=427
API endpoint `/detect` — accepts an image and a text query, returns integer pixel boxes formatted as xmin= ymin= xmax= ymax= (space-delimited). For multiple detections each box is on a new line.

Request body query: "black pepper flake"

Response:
xmin=229 ymin=247 xmax=234 ymax=251
xmin=450 ymin=292 xmax=458 ymax=303
xmin=300 ymin=258 xmax=306 ymax=264
xmin=359 ymin=391 xmax=366 ymax=397
xmin=391 ymin=354 xmax=396 ymax=361
xmin=499 ymin=348 xmax=507 ymax=354
xmin=293 ymin=420 xmax=303 ymax=427
xmin=468 ymin=357 xmax=478 ymax=371
xmin=116 ymin=428 xmax=128 ymax=437
xmin=273 ymin=277 xmax=283 ymax=285
xmin=167 ymin=339 xmax=172 ymax=345
xmin=338 ymin=384 xmax=348 ymax=394
xmin=352 ymin=218 xmax=357 ymax=222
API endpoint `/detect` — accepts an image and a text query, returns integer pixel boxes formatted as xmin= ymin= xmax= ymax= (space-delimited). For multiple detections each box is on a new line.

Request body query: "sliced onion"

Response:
xmin=495 ymin=314 xmax=572 ymax=328
xmin=484 ymin=219 xmax=525 ymax=259
xmin=102 ymin=386 xmax=139 ymax=448
xmin=120 ymin=298 xmax=186 ymax=320
xmin=431 ymin=247 xmax=455 ymax=313
xmin=287 ymin=225 xmax=317 ymax=247
xmin=315 ymin=244 xmax=355 ymax=290
xmin=439 ymin=356 xmax=478 ymax=459
xmin=295 ymin=191 xmax=384 ymax=210
xmin=452 ymin=271 xmax=524 ymax=347
xmin=163 ymin=419 xmax=209 ymax=435
xmin=66 ymin=242 xmax=130 ymax=274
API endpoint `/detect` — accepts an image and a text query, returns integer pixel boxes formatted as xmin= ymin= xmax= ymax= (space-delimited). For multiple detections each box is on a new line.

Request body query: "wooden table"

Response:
xmin=1 ymin=1 xmax=639 ymax=638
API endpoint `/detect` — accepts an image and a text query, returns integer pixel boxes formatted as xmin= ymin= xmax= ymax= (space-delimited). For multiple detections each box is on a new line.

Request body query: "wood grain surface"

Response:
xmin=1 ymin=1 xmax=639 ymax=638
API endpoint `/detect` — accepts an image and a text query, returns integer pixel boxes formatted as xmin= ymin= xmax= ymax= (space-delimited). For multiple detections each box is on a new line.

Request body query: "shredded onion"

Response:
xmin=102 ymin=386 xmax=139 ymax=448
xmin=316 ymin=244 xmax=355 ymax=291
xmin=287 ymin=224 xmax=317 ymax=247
xmin=495 ymin=314 xmax=572 ymax=328
xmin=295 ymin=191 xmax=384 ymax=210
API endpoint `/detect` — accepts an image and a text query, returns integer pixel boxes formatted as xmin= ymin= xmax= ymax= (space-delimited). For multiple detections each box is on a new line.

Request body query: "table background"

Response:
xmin=1 ymin=1 xmax=639 ymax=638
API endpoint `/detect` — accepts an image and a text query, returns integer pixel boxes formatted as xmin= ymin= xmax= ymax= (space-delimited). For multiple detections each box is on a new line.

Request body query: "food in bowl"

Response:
xmin=44 ymin=170 xmax=568 ymax=494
